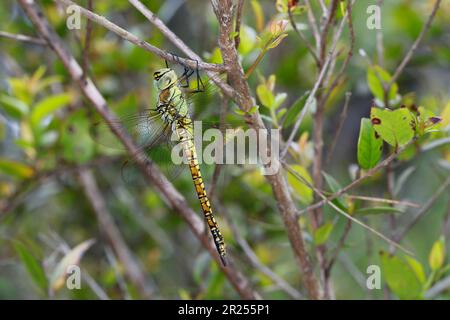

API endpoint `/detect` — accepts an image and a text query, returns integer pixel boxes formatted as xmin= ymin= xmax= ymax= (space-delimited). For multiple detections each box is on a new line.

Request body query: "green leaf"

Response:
xmin=267 ymin=33 xmax=288 ymax=49
xmin=429 ymin=237 xmax=445 ymax=271
xmin=357 ymin=118 xmax=383 ymax=169
xmin=380 ymin=251 xmax=423 ymax=299
xmin=250 ymin=0 xmax=265 ymax=32
xmin=283 ymin=91 xmax=309 ymax=127
xmin=322 ymin=171 xmax=347 ymax=211
xmin=256 ymin=84 xmax=275 ymax=109
xmin=273 ymin=93 xmax=287 ymax=110
xmin=61 ymin=111 xmax=95 ymax=164
xmin=50 ymin=239 xmax=95 ymax=292
xmin=0 ymin=158 xmax=34 ymax=179
xmin=370 ymin=107 xmax=415 ymax=147
xmin=367 ymin=65 xmax=398 ymax=104
xmin=14 ymin=242 xmax=48 ymax=292
xmin=405 ymin=256 xmax=426 ymax=284
xmin=287 ymin=165 xmax=313 ymax=204
xmin=355 ymin=206 xmax=404 ymax=216
xmin=0 ymin=94 xmax=29 ymax=119
xmin=31 ymin=93 xmax=72 ymax=129
xmin=314 ymin=222 xmax=334 ymax=245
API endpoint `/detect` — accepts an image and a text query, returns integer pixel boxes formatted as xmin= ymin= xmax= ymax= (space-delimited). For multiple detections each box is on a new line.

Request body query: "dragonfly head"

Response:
xmin=153 ymin=68 xmax=177 ymax=90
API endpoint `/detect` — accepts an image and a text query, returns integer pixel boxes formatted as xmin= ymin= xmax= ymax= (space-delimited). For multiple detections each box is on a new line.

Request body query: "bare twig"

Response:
xmin=283 ymin=162 xmax=414 ymax=255
xmin=53 ymin=0 xmax=225 ymax=73
xmin=297 ymin=141 xmax=414 ymax=217
xmin=18 ymin=0 xmax=258 ymax=299
xmin=287 ymin=7 xmax=320 ymax=66
xmin=321 ymin=0 xmax=355 ymax=105
xmin=387 ymin=0 xmax=442 ymax=90
xmin=81 ymin=0 xmax=93 ymax=80
xmin=126 ymin=0 xmax=234 ymax=98
xmin=303 ymin=0 xmax=320 ymax=51
xmin=281 ymin=2 xmax=352 ymax=161
xmin=234 ymin=0 xmax=244 ymax=49
xmin=220 ymin=204 xmax=303 ymax=300
xmin=326 ymin=219 xmax=352 ymax=274
xmin=0 ymin=30 xmax=46 ymax=45
xmin=326 ymin=91 xmax=351 ymax=165
xmin=318 ymin=0 xmax=339 ymax=65
xmin=393 ymin=175 xmax=450 ymax=245
xmin=211 ymin=0 xmax=320 ymax=299
xmin=346 ymin=195 xmax=421 ymax=208
xmin=78 ymin=168 xmax=154 ymax=298
xmin=426 ymin=275 xmax=450 ymax=299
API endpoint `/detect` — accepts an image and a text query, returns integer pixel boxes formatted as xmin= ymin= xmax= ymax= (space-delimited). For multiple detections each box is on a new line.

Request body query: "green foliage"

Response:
xmin=367 ymin=65 xmax=399 ymax=106
xmin=14 ymin=242 xmax=48 ymax=294
xmin=287 ymin=165 xmax=313 ymax=205
xmin=61 ymin=110 xmax=95 ymax=164
xmin=357 ymin=118 xmax=383 ymax=169
xmin=428 ymin=237 xmax=445 ymax=271
xmin=370 ymin=107 xmax=415 ymax=147
xmin=0 ymin=159 xmax=34 ymax=179
xmin=380 ymin=251 xmax=423 ymax=300
xmin=313 ymin=222 xmax=334 ymax=245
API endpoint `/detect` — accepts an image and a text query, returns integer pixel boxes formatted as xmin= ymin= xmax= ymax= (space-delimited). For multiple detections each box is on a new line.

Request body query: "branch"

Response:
xmin=220 ymin=204 xmax=303 ymax=299
xmin=387 ymin=0 xmax=442 ymax=89
xmin=211 ymin=0 xmax=320 ymax=300
xmin=78 ymin=168 xmax=154 ymax=298
xmin=297 ymin=141 xmax=414 ymax=217
xmin=18 ymin=0 xmax=258 ymax=300
xmin=0 ymin=30 xmax=46 ymax=45
xmin=53 ymin=0 xmax=225 ymax=73
xmin=392 ymin=174 xmax=450 ymax=245
xmin=234 ymin=0 xmax=244 ymax=48
xmin=326 ymin=91 xmax=351 ymax=165
xmin=126 ymin=0 xmax=234 ymax=98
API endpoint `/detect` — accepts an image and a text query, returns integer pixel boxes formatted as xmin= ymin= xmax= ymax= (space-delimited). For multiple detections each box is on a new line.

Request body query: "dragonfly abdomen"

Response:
xmin=176 ymin=123 xmax=227 ymax=266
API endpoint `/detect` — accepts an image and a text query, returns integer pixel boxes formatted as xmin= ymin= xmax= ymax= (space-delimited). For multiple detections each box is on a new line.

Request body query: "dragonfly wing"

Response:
xmin=90 ymin=109 xmax=167 ymax=150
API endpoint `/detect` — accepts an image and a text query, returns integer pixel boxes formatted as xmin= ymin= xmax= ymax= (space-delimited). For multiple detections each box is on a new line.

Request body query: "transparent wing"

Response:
xmin=89 ymin=108 xmax=169 ymax=151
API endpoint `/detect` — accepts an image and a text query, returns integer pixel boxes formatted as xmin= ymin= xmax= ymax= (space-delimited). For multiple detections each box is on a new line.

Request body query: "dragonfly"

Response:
xmin=92 ymin=62 xmax=228 ymax=266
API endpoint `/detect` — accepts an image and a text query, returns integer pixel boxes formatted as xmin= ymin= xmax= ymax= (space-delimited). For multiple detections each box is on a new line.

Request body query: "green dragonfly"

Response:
xmin=92 ymin=62 xmax=228 ymax=266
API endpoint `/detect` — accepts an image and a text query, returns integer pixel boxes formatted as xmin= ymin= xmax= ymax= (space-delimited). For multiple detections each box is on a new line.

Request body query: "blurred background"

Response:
xmin=0 ymin=0 xmax=449 ymax=299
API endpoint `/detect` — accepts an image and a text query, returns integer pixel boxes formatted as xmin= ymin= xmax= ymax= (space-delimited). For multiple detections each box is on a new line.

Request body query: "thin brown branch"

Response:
xmin=0 ymin=30 xmax=46 ymax=45
xmin=234 ymin=0 xmax=244 ymax=49
xmin=78 ymin=168 xmax=154 ymax=298
xmin=126 ymin=0 xmax=234 ymax=99
xmin=326 ymin=91 xmax=351 ymax=165
xmin=287 ymin=7 xmax=320 ymax=66
xmin=81 ymin=0 xmax=93 ymax=80
xmin=18 ymin=0 xmax=258 ymax=300
xmin=321 ymin=0 xmax=355 ymax=105
xmin=325 ymin=219 xmax=352 ymax=275
xmin=220 ymin=204 xmax=303 ymax=300
xmin=346 ymin=195 xmax=421 ymax=209
xmin=387 ymin=0 xmax=442 ymax=90
xmin=297 ymin=140 xmax=414 ymax=217
xmin=303 ymin=0 xmax=320 ymax=51
xmin=211 ymin=0 xmax=320 ymax=300
xmin=392 ymin=174 xmax=450 ymax=245
xmin=53 ymin=0 xmax=225 ymax=73
xmin=318 ymin=0 xmax=339 ymax=65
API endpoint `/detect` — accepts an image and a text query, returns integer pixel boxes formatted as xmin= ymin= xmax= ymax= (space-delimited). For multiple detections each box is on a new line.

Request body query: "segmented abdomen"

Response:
xmin=176 ymin=120 xmax=227 ymax=266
